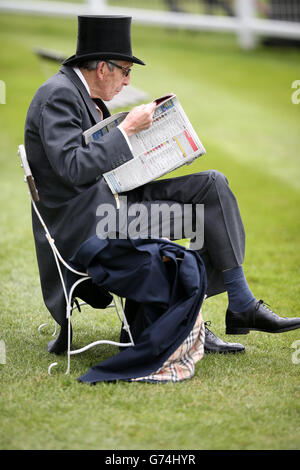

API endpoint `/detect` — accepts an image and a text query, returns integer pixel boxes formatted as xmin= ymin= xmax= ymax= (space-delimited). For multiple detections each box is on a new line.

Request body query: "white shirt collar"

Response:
xmin=72 ymin=66 xmax=103 ymax=116
xmin=72 ymin=67 xmax=91 ymax=95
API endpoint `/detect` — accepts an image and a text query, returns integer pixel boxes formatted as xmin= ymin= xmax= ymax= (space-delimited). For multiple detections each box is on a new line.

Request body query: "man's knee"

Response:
xmin=209 ymin=169 xmax=229 ymax=186
xmin=202 ymin=169 xmax=236 ymax=206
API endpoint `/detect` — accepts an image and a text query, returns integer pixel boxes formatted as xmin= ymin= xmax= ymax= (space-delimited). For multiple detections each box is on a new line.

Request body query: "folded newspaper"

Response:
xmin=83 ymin=93 xmax=206 ymax=195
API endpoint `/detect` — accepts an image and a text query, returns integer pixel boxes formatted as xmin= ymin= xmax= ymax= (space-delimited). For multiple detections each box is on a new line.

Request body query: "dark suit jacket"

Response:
xmin=25 ymin=65 xmax=133 ymax=324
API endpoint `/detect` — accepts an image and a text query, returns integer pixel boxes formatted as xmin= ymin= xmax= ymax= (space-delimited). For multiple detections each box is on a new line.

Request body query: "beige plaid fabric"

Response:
xmin=131 ymin=310 xmax=205 ymax=383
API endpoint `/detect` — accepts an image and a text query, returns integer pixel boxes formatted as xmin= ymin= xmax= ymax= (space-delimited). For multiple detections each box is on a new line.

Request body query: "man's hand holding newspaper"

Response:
xmin=120 ymin=102 xmax=157 ymax=136
xmin=83 ymin=94 xmax=206 ymax=197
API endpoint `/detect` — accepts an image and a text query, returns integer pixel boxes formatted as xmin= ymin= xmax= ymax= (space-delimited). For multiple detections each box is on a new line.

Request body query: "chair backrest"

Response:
xmin=18 ymin=144 xmax=40 ymax=203
xmin=18 ymin=144 xmax=89 ymax=281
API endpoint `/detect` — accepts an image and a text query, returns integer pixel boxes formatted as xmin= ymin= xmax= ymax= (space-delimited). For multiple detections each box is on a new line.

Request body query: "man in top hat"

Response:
xmin=25 ymin=15 xmax=300 ymax=355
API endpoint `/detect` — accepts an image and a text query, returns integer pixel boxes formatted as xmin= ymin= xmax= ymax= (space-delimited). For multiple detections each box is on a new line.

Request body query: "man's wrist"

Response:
xmin=118 ymin=125 xmax=133 ymax=152
xmin=119 ymin=121 xmax=135 ymax=137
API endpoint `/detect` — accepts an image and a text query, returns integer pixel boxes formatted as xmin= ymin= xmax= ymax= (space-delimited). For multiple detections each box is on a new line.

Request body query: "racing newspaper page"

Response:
xmin=83 ymin=93 xmax=206 ymax=195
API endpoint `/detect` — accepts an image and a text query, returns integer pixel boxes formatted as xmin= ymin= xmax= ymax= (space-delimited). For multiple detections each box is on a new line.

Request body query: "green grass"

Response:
xmin=0 ymin=13 xmax=300 ymax=450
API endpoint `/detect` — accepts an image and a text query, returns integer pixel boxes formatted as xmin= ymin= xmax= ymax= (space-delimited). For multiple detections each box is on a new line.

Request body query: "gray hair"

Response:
xmin=79 ymin=60 xmax=115 ymax=71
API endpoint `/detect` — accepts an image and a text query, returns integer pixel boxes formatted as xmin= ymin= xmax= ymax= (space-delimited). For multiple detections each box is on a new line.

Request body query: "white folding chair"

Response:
xmin=18 ymin=144 xmax=134 ymax=375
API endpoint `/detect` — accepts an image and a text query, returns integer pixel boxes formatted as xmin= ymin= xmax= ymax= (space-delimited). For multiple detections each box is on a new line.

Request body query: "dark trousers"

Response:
xmin=122 ymin=170 xmax=245 ymax=298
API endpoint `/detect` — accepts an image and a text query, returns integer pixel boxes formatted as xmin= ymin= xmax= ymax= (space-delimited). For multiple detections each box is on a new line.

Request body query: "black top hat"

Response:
xmin=63 ymin=15 xmax=145 ymax=66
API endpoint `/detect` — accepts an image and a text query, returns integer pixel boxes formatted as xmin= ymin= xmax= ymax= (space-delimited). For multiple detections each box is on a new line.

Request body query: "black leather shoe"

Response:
xmin=47 ymin=321 xmax=72 ymax=354
xmin=204 ymin=322 xmax=245 ymax=354
xmin=226 ymin=299 xmax=300 ymax=335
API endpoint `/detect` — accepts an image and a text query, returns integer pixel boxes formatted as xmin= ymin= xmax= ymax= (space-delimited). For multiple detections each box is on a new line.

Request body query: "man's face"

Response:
xmin=97 ymin=60 xmax=132 ymax=101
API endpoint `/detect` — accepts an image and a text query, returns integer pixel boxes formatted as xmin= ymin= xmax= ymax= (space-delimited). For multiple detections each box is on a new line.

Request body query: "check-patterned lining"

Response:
xmin=131 ymin=310 xmax=205 ymax=383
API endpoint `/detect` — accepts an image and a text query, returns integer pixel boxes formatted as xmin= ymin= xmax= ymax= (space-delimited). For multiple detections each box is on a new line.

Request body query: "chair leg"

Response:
xmin=112 ymin=294 xmax=134 ymax=345
xmin=48 ymin=301 xmax=72 ymax=376
xmin=47 ymin=278 xmax=135 ymax=375
xmin=48 ymin=361 xmax=58 ymax=375
xmin=65 ymin=300 xmax=72 ymax=375
xmin=38 ymin=321 xmax=58 ymax=337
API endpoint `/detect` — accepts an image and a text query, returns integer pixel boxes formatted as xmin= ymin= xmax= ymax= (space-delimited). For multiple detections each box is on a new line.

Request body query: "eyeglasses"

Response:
xmin=106 ymin=60 xmax=132 ymax=77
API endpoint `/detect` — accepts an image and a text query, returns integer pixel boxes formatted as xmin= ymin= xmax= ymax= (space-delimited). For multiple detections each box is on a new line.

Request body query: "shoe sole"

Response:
xmin=226 ymin=324 xmax=300 ymax=335
xmin=204 ymin=348 xmax=245 ymax=354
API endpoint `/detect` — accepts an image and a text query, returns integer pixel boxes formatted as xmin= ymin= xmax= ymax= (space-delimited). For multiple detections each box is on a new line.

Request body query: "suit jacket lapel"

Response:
xmin=60 ymin=65 xmax=111 ymax=124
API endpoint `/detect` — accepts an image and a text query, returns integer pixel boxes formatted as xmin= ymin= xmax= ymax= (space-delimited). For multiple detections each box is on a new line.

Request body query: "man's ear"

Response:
xmin=96 ymin=61 xmax=106 ymax=80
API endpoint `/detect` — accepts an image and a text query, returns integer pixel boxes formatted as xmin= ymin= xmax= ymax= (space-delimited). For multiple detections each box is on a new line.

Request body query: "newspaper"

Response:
xmin=83 ymin=93 xmax=206 ymax=195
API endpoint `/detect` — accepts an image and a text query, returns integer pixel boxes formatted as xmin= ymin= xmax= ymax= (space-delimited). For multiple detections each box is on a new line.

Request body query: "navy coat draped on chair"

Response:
xmin=67 ymin=236 xmax=207 ymax=384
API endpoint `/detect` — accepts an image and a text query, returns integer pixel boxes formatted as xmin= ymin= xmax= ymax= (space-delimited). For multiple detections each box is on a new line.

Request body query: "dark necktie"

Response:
xmin=92 ymin=98 xmax=103 ymax=120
